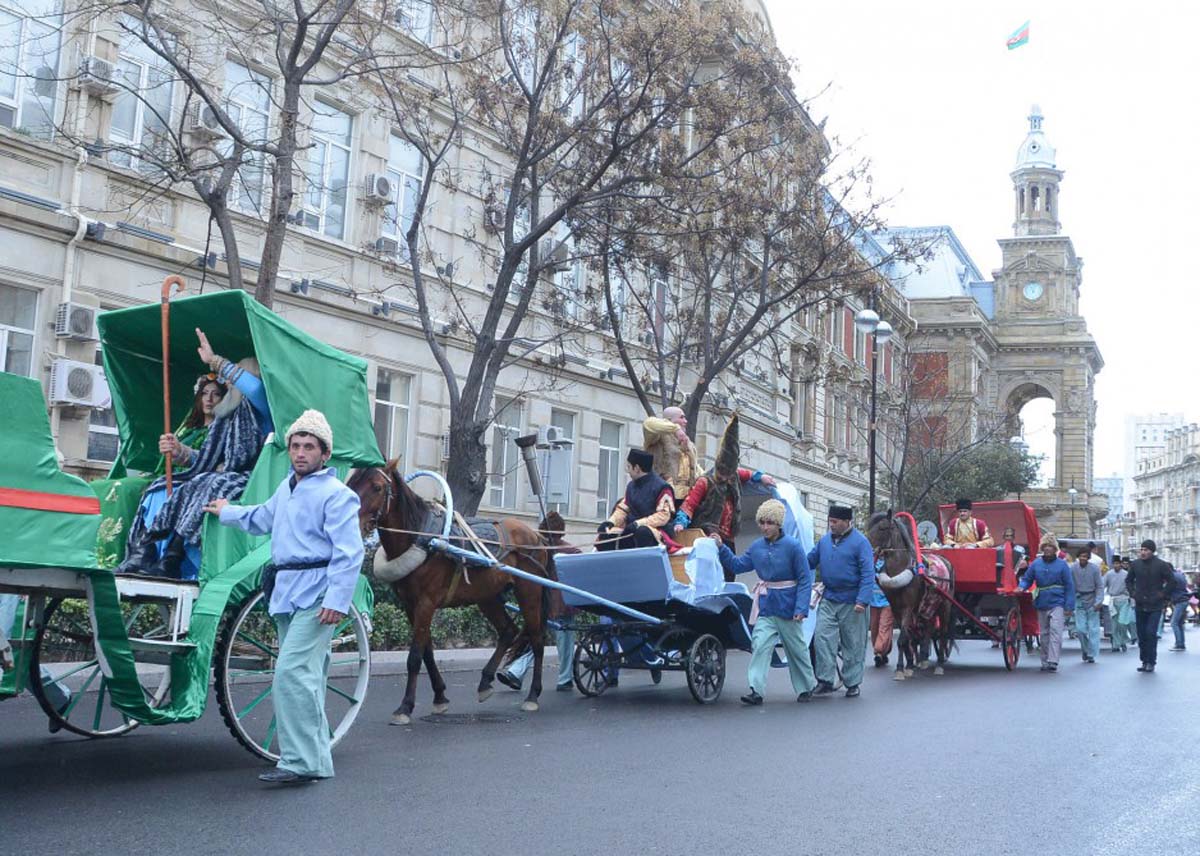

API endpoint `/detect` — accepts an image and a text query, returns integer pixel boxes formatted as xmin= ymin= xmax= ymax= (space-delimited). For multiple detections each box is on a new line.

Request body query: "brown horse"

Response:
xmin=349 ymin=461 xmax=554 ymax=724
xmin=866 ymin=511 xmax=955 ymax=680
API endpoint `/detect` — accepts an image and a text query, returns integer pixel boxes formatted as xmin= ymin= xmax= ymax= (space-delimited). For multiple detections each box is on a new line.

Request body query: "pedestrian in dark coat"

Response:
xmin=1126 ymin=539 xmax=1174 ymax=672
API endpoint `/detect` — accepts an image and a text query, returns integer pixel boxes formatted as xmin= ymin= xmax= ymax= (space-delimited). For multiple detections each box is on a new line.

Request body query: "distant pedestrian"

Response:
xmin=1168 ymin=566 xmax=1191 ymax=652
xmin=1018 ymin=535 xmax=1075 ymax=672
xmin=1126 ymin=540 xmax=1174 ymax=673
xmin=870 ymin=582 xmax=894 ymax=667
xmin=807 ymin=505 xmax=874 ymax=698
xmin=1071 ymin=546 xmax=1103 ymax=663
xmin=1104 ymin=556 xmax=1134 ymax=653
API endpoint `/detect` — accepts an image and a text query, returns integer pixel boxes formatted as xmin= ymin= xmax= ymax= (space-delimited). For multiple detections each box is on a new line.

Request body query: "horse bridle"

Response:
xmin=360 ymin=467 xmax=394 ymax=535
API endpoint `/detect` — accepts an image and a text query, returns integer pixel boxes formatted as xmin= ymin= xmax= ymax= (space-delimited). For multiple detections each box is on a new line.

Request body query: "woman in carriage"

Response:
xmin=118 ymin=329 xmax=273 ymax=579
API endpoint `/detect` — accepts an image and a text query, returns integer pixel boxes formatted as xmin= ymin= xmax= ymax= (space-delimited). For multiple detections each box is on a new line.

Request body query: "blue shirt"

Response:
xmin=219 ymin=467 xmax=363 ymax=615
xmin=1018 ymin=556 xmax=1076 ymax=611
xmin=807 ymin=527 xmax=875 ymax=605
xmin=718 ymin=535 xmax=812 ymax=619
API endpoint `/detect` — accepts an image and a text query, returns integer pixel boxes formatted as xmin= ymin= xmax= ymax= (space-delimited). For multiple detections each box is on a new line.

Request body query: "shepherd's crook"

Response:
xmin=161 ymin=275 xmax=185 ymax=495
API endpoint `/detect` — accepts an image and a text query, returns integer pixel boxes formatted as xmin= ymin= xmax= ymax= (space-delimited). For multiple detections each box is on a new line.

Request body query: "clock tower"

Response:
xmin=989 ymin=106 xmax=1105 ymax=534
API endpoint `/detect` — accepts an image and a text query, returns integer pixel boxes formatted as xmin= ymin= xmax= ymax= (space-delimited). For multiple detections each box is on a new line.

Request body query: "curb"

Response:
xmin=369 ymin=646 xmax=560 ymax=676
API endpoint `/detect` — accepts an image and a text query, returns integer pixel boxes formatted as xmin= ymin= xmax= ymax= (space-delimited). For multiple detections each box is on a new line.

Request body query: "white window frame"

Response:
xmin=488 ymin=396 xmax=523 ymax=510
xmin=596 ymin=418 xmax=623 ymax=519
xmin=544 ymin=407 xmax=576 ymax=516
xmin=395 ymin=0 xmax=434 ymax=43
xmin=382 ymin=133 xmax=425 ymax=261
xmin=86 ymin=347 xmax=119 ymax=463
xmin=551 ymin=227 xmax=583 ymax=321
xmin=559 ymin=31 xmax=584 ymax=119
xmin=0 ymin=1 xmax=60 ymax=138
xmin=647 ymin=267 xmax=669 ymax=344
xmin=109 ymin=18 xmax=175 ymax=173
xmin=510 ymin=5 xmax=538 ymax=89
xmin=222 ymin=60 xmax=272 ymax=214
xmin=299 ymin=100 xmax=353 ymax=239
xmin=0 ymin=282 xmax=37 ymax=377
xmin=373 ymin=368 xmax=413 ymax=471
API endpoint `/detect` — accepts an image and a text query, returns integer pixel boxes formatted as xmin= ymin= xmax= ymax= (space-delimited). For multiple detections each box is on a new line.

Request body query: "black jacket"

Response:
xmin=1126 ymin=556 xmax=1174 ymax=611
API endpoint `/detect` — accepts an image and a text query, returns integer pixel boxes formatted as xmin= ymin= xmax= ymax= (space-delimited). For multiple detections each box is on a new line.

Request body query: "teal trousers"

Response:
xmin=814 ymin=600 xmax=869 ymax=689
xmin=274 ymin=605 xmax=337 ymax=778
xmin=747 ymin=615 xmax=816 ymax=696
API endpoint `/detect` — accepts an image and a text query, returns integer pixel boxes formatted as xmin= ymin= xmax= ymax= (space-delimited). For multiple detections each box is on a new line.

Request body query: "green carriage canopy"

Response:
xmin=98 ymin=289 xmax=383 ymax=472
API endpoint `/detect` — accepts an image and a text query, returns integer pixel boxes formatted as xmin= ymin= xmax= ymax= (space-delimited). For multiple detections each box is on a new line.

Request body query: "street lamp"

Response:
xmin=1068 ymin=485 xmax=1078 ymax=537
xmin=855 ymin=300 xmax=893 ymax=515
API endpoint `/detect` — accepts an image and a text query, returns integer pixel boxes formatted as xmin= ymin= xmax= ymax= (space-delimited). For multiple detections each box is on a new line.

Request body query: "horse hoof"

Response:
xmin=934 ymin=666 xmax=944 ymax=676
xmin=519 ymin=701 xmax=539 ymax=712
xmin=893 ymin=672 xmax=906 ymax=681
xmin=904 ymin=669 xmax=914 ymax=678
xmin=431 ymin=702 xmax=450 ymax=715
xmin=478 ymin=688 xmax=493 ymax=703
xmin=390 ymin=712 xmax=411 ymax=726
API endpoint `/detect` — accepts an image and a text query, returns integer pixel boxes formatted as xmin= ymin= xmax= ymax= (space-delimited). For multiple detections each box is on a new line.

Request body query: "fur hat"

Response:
xmin=626 ymin=447 xmax=654 ymax=473
xmin=755 ymin=499 xmax=786 ymax=526
xmin=286 ymin=409 xmax=333 ymax=454
xmin=212 ymin=357 xmax=261 ymax=420
xmin=955 ymin=498 xmax=973 ymax=511
xmin=1039 ymin=533 xmax=1059 ymax=552
xmin=711 ymin=413 xmax=740 ymax=482
xmin=828 ymin=504 xmax=853 ymax=521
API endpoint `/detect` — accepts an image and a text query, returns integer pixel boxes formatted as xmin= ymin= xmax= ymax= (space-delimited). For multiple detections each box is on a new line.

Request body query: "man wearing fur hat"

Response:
xmin=714 ymin=499 xmax=816 ymax=705
xmin=672 ymin=414 xmax=775 ymax=562
xmin=642 ymin=406 xmax=700 ymax=501
xmin=946 ymin=498 xmax=994 ymax=548
xmin=807 ymin=504 xmax=875 ymax=698
xmin=596 ymin=448 xmax=675 ymax=550
xmin=1018 ymin=535 xmax=1075 ymax=672
xmin=205 ymin=409 xmax=364 ymax=784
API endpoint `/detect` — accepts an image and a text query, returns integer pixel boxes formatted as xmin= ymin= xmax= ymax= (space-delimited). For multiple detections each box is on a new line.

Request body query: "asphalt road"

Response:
xmin=2 ymin=629 xmax=1197 ymax=856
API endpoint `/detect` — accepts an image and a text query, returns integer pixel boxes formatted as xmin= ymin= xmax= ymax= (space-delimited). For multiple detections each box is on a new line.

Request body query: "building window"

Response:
xmin=87 ymin=349 xmax=118 ymax=462
xmin=647 ymin=268 xmax=668 ymax=343
xmin=596 ymin=418 xmax=623 ymax=519
xmin=110 ymin=18 xmax=174 ymax=173
xmin=0 ymin=1 xmax=60 ymax=138
xmin=300 ymin=101 xmax=352 ymax=238
xmin=395 ymin=0 xmax=434 ymax=43
xmin=551 ymin=231 xmax=583 ymax=321
xmin=382 ymin=133 xmax=424 ymax=260
xmin=0 ymin=283 xmax=36 ymax=376
xmin=373 ymin=369 xmax=412 ymax=472
xmin=488 ymin=395 xmax=522 ymax=509
xmin=222 ymin=61 xmax=271 ymax=213
xmin=853 ymin=322 xmax=866 ymax=364
xmin=544 ymin=408 xmax=575 ymax=515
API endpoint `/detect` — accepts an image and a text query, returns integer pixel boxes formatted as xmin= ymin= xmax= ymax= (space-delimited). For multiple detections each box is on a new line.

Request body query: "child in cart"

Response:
xmin=713 ymin=499 xmax=816 ymax=705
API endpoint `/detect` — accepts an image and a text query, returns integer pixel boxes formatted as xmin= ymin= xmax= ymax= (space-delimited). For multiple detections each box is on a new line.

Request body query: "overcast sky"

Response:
xmin=766 ymin=0 xmax=1199 ymax=482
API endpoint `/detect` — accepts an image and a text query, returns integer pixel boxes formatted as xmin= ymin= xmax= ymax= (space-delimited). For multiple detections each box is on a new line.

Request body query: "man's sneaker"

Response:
xmin=844 ymin=685 xmax=860 ymax=698
xmin=811 ymin=681 xmax=836 ymax=697
xmin=1137 ymin=662 xmax=1149 ymax=672
xmin=1170 ymin=646 xmax=1185 ymax=652
xmin=740 ymin=690 xmax=764 ymax=706
xmin=1145 ymin=663 xmax=1156 ymax=673
xmin=258 ymin=769 xmax=320 ymax=785
xmin=1047 ymin=664 xmax=1057 ymax=672
xmin=496 ymin=671 xmax=522 ymax=691
xmin=796 ymin=691 xmax=812 ymax=703
xmin=556 ymin=682 xmax=573 ymax=692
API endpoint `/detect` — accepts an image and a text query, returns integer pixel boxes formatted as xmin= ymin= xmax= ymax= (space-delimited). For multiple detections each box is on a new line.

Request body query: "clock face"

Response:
xmin=1023 ymin=281 xmax=1044 ymax=301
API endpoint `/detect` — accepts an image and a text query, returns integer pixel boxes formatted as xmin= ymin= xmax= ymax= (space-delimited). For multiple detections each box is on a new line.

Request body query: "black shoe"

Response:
xmin=1047 ymin=664 xmax=1057 ymax=672
xmin=116 ymin=538 xmax=160 ymax=575
xmin=496 ymin=671 xmax=522 ymax=691
xmin=1121 ymin=645 xmax=1128 ymax=652
xmin=556 ymin=682 xmax=573 ymax=692
xmin=1169 ymin=646 xmax=1185 ymax=652
xmin=740 ymin=690 xmax=764 ymax=706
xmin=1145 ymin=663 xmax=1155 ymax=673
xmin=797 ymin=691 xmax=812 ymax=703
xmin=1137 ymin=663 xmax=1149 ymax=672
xmin=812 ymin=681 xmax=836 ymax=697
xmin=147 ymin=534 xmax=186 ymax=579
xmin=258 ymin=769 xmax=319 ymax=785
xmin=845 ymin=685 xmax=860 ymax=698
xmin=874 ymin=654 xmax=886 ymax=667
xmin=606 ymin=676 xmax=619 ymax=688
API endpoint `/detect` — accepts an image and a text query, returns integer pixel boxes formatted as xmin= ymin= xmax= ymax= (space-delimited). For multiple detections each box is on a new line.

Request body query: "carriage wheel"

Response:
xmin=29 ymin=597 xmax=172 ymax=738
xmin=686 ymin=634 xmax=725 ymax=704
xmin=572 ymin=632 xmax=612 ymax=697
xmin=215 ymin=592 xmax=371 ymax=762
xmin=1002 ymin=606 xmax=1022 ymax=671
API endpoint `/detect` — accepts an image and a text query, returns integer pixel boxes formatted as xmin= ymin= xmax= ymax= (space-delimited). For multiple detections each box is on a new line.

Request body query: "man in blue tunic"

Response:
xmin=205 ymin=409 xmax=363 ymax=784
xmin=1018 ymin=534 xmax=1075 ymax=672
xmin=807 ymin=505 xmax=874 ymax=698
xmin=715 ymin=499 xmax=815 ymax=705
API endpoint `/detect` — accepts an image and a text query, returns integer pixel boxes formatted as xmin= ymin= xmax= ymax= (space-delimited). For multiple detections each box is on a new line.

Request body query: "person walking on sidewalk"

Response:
xmin=1018 ymin=535 xmax=1075 ymax=672
xmin=715 ymin=500 xmax=815 ymax=705
xmin=1072 ymin=546 xmax=1104 ymax=663
xmin=1127 ymin=540 xmax=1174 ymax=673
xmin=1168 ymin=566 xmax=1191 ymax=652
xmin=1104 ymin=557 xmax=1134 ymax=653
xmin=807 ymin=505 xmax=874 ymax=698
xmin=206 ymin=410 xmax=363 ymax=785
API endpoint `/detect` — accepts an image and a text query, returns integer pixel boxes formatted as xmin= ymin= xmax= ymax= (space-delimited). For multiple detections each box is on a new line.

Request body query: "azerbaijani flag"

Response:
xmin=1006 ymin=20 xmax=1030 ymax=50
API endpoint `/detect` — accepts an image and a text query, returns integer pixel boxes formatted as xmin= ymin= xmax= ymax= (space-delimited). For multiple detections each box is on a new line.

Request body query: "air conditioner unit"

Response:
xmin=638 ymin=330 xmax=654 ymax=345
xmin=54 ymin=302 xmax=99 ymax=341
xmin=49 ymin=359 xmax=110 ymax=408
xmin=187 ymin=103 xmax=226 ymax=139
xmin=482 ymin=202 xmax=505 ymax=234
xmin=365 ymin=173 xmax=393 ymax=204
xmin=539 ymin=239 xmax=570 ymax=272
xmin=77 ymin=55 xmax=120 ymax=99
xmin=374 ymin=235 xmax=400 ymax=255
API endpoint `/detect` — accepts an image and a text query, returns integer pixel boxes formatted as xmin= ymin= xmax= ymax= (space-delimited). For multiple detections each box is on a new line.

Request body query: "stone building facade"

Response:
xmin=1131 ymin=424 xmax=1200 ymax=570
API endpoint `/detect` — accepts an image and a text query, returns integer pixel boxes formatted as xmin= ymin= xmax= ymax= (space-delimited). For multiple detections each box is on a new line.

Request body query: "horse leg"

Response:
xmin=391 ymin=599 xmax=434 ymax=726
xmin=515 ymin=581 xmax=545 ymax=713
xmin=424 ymin=645 xmax=450 ymax=714
xmin=475 ymin=597 xmax=519 ymax=703
xmin=894 ymin=627 xmax=908 ymax=680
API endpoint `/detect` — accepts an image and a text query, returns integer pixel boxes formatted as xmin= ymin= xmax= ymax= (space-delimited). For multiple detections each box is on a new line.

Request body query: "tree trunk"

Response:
xmin=256 ymin=85 xmax=301 ymax=309
xmin=442 ymin=414 xmax=490 ymax=517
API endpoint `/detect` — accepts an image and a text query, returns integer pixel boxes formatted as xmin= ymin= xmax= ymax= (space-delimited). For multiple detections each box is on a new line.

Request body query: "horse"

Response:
xmin=349 ymin=461 xmax=555 ymax=724
xmin=866 ymin=511 xmax=955 ymax=680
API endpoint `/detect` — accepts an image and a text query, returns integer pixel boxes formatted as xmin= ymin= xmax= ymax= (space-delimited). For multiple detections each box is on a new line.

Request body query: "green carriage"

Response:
xmin=0 ymin=290 xmax=381 ymax=759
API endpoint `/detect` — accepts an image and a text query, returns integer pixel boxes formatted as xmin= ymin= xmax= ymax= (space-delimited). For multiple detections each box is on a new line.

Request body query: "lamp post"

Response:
xmin=855 ymin=297 xmax=893 ymax=516
xmin=1068 ymin=485 xmax=1078 ymax=537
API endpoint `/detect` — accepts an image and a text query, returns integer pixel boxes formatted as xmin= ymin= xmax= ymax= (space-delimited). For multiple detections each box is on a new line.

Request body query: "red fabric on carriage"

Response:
xmin=0 ymin=486 xmax=101 ymax=515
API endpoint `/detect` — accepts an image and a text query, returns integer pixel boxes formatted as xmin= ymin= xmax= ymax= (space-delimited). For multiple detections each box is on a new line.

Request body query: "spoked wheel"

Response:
xmin=1002 ymin=606 xmax=1022 ymax=671
xmin=572 ymin=632 xmax=613 ymax=697
xmin=215 ymin=592 xmax=371 ymax=762
xmin=686 ymin=633 xmax=725 ymax=704
xmin=30 ymin=597 xmax=172 ymax=737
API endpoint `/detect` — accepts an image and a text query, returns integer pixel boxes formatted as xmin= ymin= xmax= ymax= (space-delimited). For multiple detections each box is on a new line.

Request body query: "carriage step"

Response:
xmin=128 ymin=638 xmax=197 ymax=658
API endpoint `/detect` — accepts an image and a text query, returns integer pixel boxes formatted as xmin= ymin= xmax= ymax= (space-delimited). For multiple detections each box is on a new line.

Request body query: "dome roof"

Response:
xmin=1015 ymin=104 xmax=1057 ymax=169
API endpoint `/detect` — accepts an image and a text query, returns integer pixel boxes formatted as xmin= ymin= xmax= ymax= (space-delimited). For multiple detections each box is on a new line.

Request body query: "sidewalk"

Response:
xmin=370 ymin=646 xmax=560 ymax=676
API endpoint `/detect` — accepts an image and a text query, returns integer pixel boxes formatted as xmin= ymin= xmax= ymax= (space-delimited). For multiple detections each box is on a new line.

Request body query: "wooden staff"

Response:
xmin=161 ymin=275 xmax=185 ymax=495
